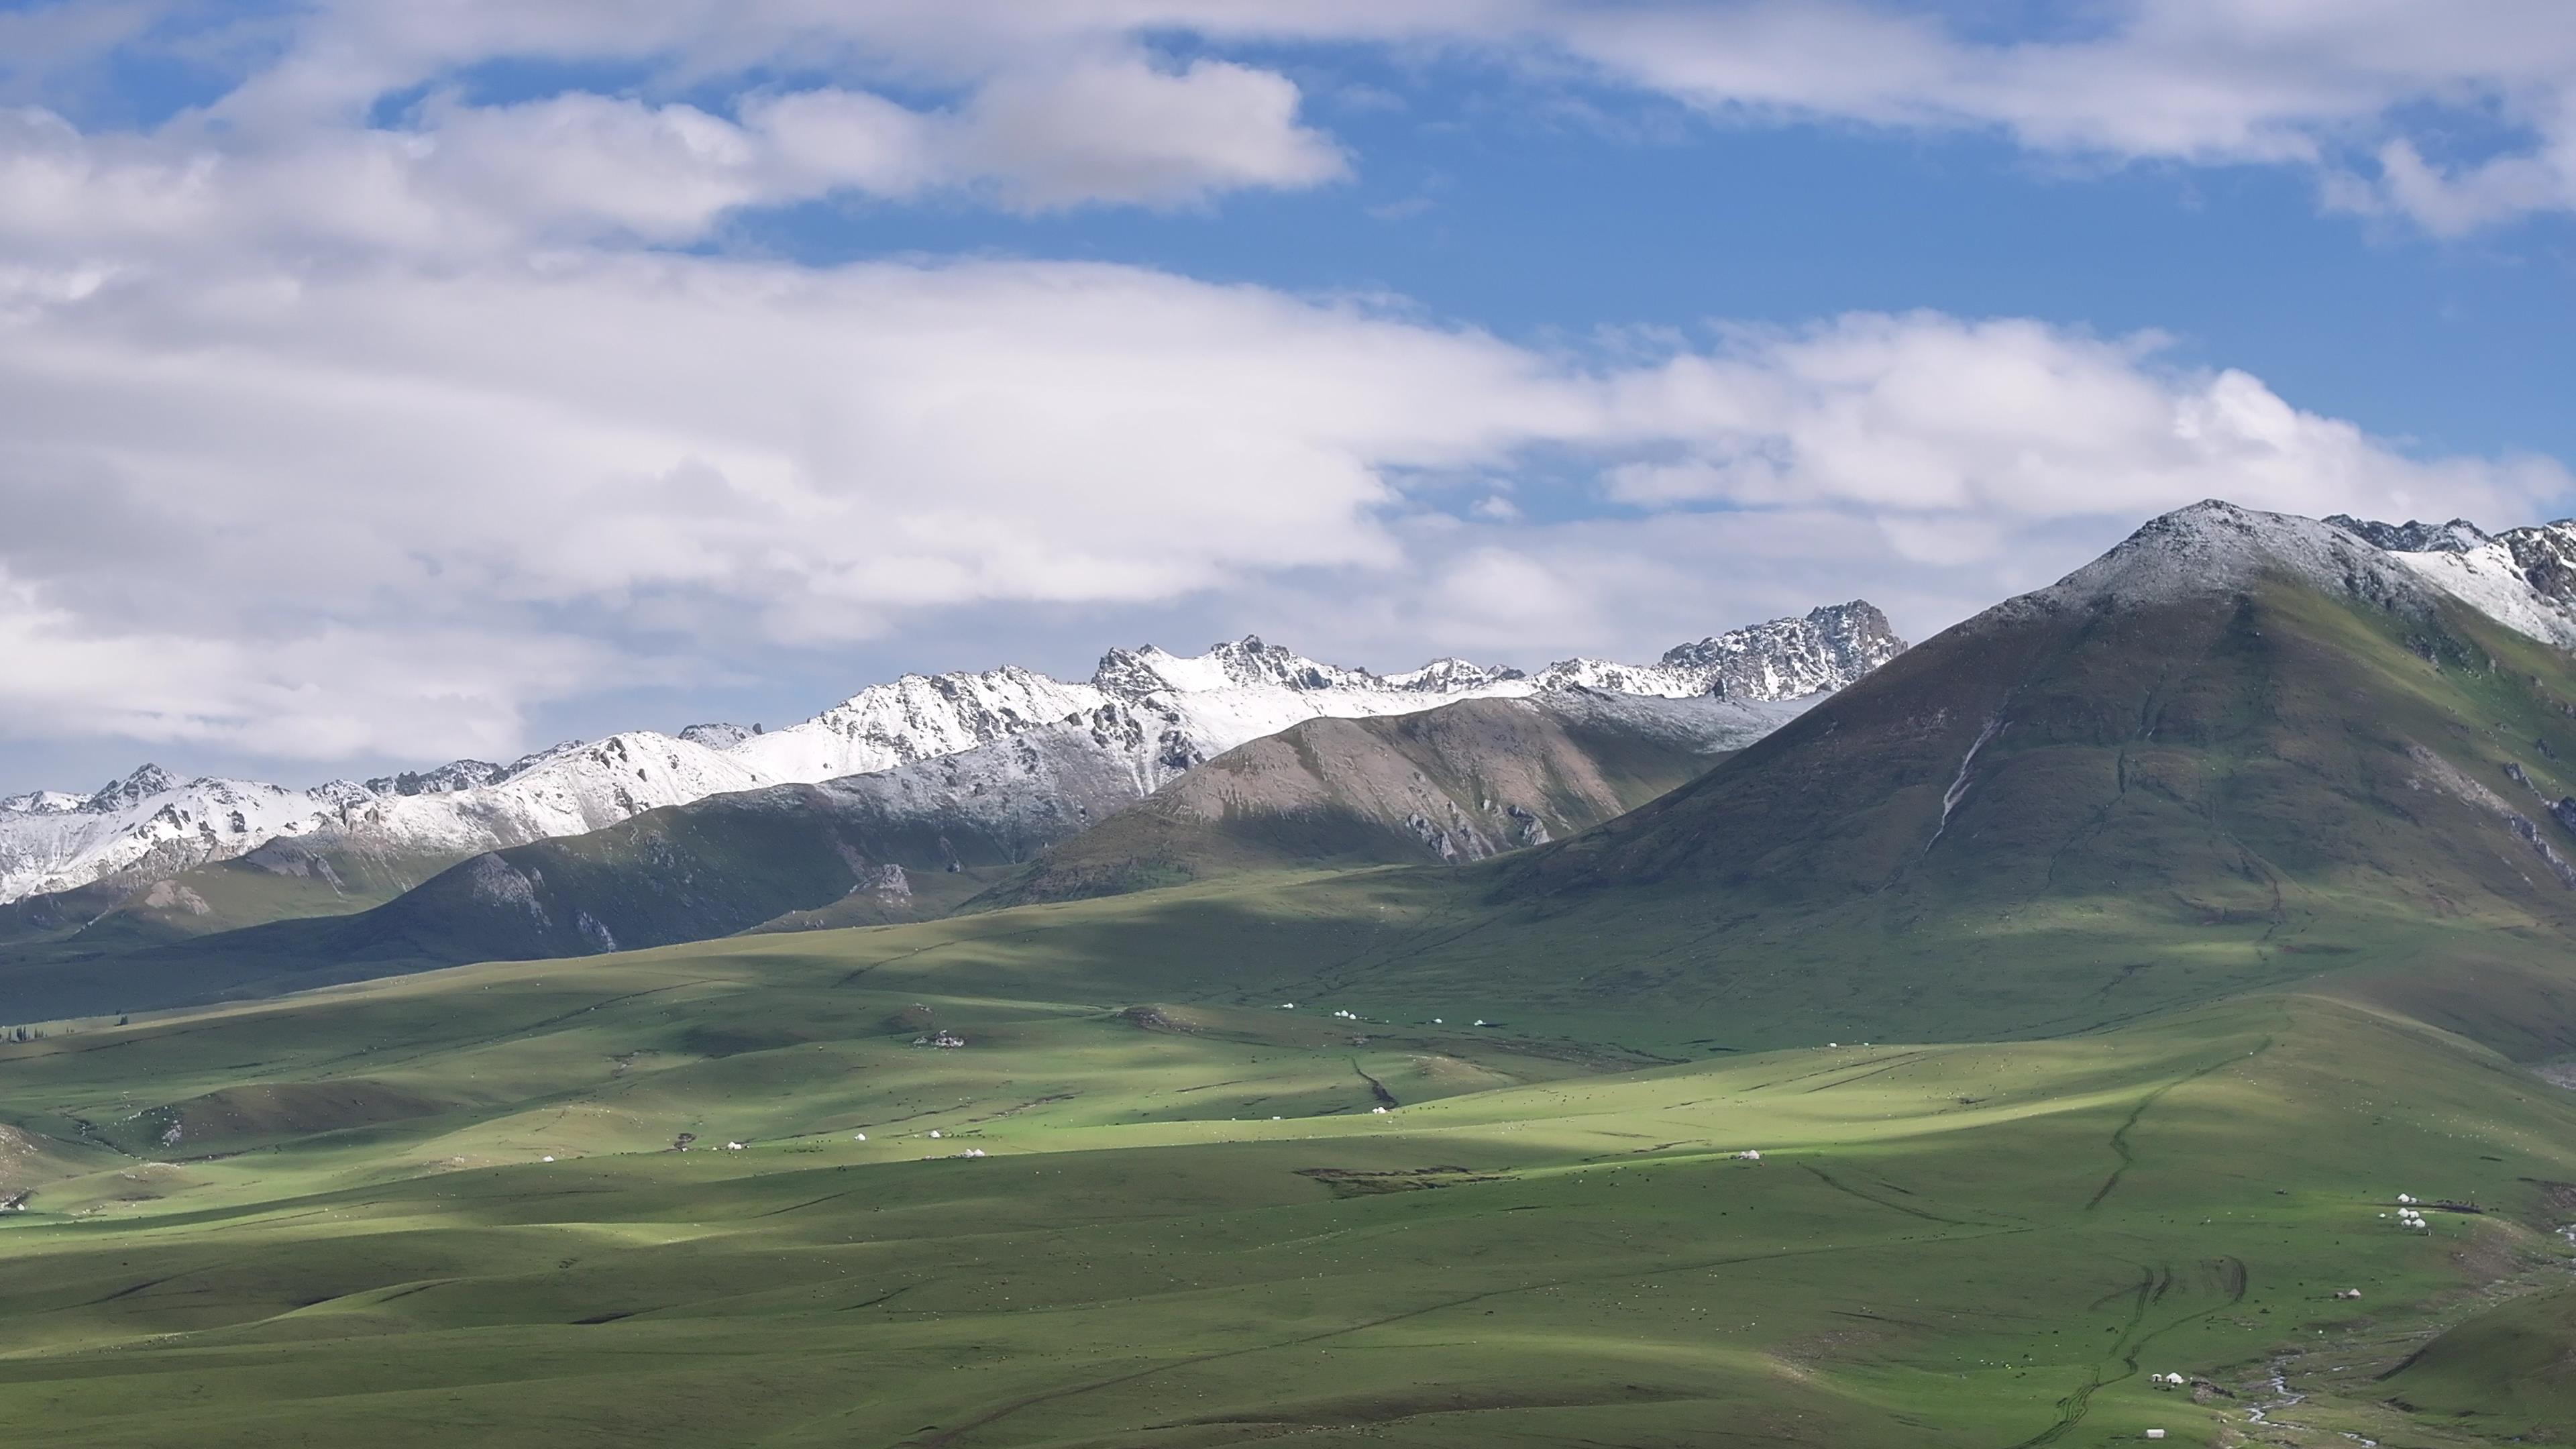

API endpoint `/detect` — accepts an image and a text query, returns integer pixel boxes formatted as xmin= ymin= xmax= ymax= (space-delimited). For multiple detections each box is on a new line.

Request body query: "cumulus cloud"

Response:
xmin=1542 ymin=2 xmax=2576 ymax=231
xmin=9 ymin=1 xmax=2571 ymax=240
xmin=0 ymin=59 xmax=1345 ymax=261
xmin=1601 ymin=315 xmax=2569 ymax=526
xmin=0 ymin=252 xmax=2559 ymax=768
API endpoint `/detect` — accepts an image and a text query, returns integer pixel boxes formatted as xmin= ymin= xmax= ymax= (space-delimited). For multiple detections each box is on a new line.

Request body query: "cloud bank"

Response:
xmin=0 ymin=251 xmax=2559 ymax=765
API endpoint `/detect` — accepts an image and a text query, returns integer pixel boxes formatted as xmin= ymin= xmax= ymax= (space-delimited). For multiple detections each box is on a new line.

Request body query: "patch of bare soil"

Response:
xmin=1295 ymin=1165 xmax=1506 ymax=1198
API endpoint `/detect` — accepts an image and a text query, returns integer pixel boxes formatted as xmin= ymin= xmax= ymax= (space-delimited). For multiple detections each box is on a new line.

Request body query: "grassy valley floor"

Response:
xmin=4 ymin=911 xmax=2574 ymax=1446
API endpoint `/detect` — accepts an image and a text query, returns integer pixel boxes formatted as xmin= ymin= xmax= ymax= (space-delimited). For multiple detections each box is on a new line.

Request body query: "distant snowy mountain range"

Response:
xmin=0 ymin=604 xmax=1904 ymax=906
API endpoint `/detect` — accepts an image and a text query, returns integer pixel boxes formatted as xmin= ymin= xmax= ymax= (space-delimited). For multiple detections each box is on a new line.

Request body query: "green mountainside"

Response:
xmin=1283 ymin=502 xmax=2576 ymax=1057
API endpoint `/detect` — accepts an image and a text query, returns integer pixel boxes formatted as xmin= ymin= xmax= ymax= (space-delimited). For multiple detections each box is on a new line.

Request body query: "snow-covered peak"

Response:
xmin=362 ymin=759 xmax=508 ymax=798
xmin=678 ymin=722 xmax=757 ymax=749
xmin=2500 ymin=520 xmax=2576 ymax=603
xmin=0 ymin=790 xmax=87 ymax=816
xmin=1093 ymin=636 xmax=1386 ymax=698
xmin=2357 ymin=517 xmax=2576 ymax=653
xmin=2326 ymin=514 xmax=2493 ymax=554
xmin=1660 ymin=602 xmax=1904 ymax=700
xmin=0 ymin=766 xmax=380 ymax=902
xmin=1386 ymin=657 xmax=1529 ymax=693
xmin=724 ymin=665 xmax=1106 ymax=782
xmin=2022 ymin=500 xmax=2440 ymax=617
xmin=2002 ymin=502 xmax=2576 ymax=658
xmin=87 ymin=763 xmax=176 ymax=812
xmin=1530 ymin=603 xmax=1904 ymax=701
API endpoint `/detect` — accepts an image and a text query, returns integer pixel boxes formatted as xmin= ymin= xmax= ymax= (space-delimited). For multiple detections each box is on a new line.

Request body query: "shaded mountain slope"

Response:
xmin=979 ymin=690 xmax=1799 ymax=907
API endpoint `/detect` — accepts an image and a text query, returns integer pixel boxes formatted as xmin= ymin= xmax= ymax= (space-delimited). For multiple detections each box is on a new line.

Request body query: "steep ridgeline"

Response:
xmin=0 ymin=610 xmax=1905 ymax=922
xmin=980 ymin=692 xmax=1802 ymax=908
xmin=1351 ymin=502 xmax=2576 ymax=1056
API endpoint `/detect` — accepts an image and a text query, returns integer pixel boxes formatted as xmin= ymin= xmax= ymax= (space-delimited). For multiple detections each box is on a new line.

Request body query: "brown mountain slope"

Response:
xmin=976 ymin=691 xmax=1809 ymax=907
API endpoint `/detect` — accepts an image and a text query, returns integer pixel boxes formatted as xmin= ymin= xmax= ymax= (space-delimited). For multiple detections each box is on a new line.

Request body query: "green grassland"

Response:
xmin=5 ymin=894 xmax=2576 ymax=1447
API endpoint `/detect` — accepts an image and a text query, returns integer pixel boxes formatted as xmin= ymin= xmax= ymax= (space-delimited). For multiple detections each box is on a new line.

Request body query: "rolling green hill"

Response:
xmin=0 ymin=915 xmax=2569 ymax=1448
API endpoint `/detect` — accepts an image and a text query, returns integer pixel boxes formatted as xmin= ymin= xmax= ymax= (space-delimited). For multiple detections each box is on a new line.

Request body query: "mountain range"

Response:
xmin=0 ymin=606 xmax=1903 ymax=917
xmin=0 ymin=608 xmax=1903 ymax=1014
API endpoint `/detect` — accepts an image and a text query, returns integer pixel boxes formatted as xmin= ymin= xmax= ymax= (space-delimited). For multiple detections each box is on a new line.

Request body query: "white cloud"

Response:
xmin=0 ymin=65 xmax=1342 ymax=260
xmin=1540 ymin=2 xmax=2576 ymax=231
xmin=0 ymin=251 xmax=2558 ymax=769
xmin=951 ymin=54 xmax=1348 ymax=211
xmin=7 ymin=2 xmax=2573 ymax=248
xmin=0 ymin=570 xmax=614 ymax=761
xmin=1603 ymin=313 xmax=2569 ymax=527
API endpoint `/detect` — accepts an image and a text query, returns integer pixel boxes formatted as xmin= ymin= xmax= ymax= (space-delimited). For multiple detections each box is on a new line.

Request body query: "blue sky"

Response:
xmin=1 ymin=1 xmax=2573 ymax=794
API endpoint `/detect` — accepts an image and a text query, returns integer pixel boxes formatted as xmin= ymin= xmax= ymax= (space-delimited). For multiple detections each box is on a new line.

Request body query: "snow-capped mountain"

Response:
xmin=1529 ymin=603 xmax=1902 ymax=700
xmin=1990 ymin=502 xmax=2576 ymax=661
xmin=0 ymin=607 xmax=1909 ymax=907
xmin=2326 ymin=513 xmax=2576 ymax=653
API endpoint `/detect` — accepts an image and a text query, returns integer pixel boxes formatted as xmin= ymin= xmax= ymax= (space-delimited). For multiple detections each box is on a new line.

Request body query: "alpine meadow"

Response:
xmin=9 ymin=5 xmax=2576 ymax=1448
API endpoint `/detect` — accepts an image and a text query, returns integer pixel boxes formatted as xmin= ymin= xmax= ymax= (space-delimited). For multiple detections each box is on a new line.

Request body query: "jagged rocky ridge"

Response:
xmin=0 ymin=608 xmax=1906 ymax=909
xmin=2322 ymin=513 xmax=2576 ymax=655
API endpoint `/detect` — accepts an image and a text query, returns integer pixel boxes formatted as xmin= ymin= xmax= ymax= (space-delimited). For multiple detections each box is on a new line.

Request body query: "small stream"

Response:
xmin=2244 ymin=1363 xmax=2304 ymax=1427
